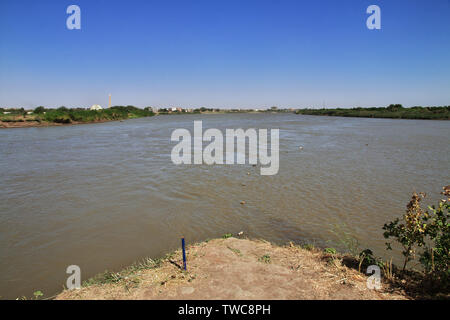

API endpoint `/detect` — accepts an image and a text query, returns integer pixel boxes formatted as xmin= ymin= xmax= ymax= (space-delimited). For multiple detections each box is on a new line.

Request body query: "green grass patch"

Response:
xmin=258 ymin=254 xmax=271 ymax=263
xmin=324 ymin=248 xmax=337 ymax=255
xmin=227 ymin=246 xmax=243 ymax=256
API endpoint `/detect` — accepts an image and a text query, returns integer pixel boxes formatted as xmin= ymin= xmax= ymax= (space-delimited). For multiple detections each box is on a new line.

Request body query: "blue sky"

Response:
xmin=0 ymin=0 xmax=449 ymax=109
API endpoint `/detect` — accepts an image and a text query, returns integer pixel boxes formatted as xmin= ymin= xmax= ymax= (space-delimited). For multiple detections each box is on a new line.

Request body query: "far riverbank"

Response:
xmin=0 ymin=106 xmax=155 ymax=129
xmin=295 ymin=105 xmax=450 ymax=120
xmin=2 ymin=104 xmax=448 ymax=129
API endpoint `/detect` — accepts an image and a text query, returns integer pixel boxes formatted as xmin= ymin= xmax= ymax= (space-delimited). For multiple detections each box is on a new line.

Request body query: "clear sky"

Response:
xmin=0 ymin=0 xmax=449 ymax=109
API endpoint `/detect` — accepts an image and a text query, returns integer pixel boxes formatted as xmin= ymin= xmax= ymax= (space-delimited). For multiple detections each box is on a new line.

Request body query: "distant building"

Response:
xmin=90 ymin=105 xmax=103 ymax=111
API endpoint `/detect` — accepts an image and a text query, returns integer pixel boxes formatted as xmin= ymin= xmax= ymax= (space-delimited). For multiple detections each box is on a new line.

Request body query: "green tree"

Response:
xmin=386 ymin=104 xmax=404 ymax=111
xmin=34 ymin=106 xmax=46 ymax=114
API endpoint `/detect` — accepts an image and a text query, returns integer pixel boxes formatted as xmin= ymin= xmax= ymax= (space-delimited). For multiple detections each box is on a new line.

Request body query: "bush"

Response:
xmin=358 ymin=249 xmax=376 ymax=265
xmin=420 ymin=187 xmax=449 ymax=282
xmin=383 ymin=187 xmax=449 ymax=286
xmin=383 ymin=192 xmax=427 ymax=271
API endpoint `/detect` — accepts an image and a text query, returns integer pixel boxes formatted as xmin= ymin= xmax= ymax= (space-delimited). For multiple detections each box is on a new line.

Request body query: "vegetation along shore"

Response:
xmin=52 ymin=187 xmax=449 ymax=300
xmin=0 ymin=106 xmax=155 ymax=128
xmin=1 ymin=104 xmax=449 ymax=128
xmin=295 ymin=104 xmax=450 ymax=120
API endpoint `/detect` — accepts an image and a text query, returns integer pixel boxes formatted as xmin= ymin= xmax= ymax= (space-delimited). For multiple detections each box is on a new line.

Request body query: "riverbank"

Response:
xmin=3 ymin=104 xmax=449 ymax=128
xmin=295 ymin=105 xmax=450 ymax=120
xmin=55 ymin=237 xmax=409 ymax=300
xmin=0 ymin=106 xmax=155 ymax=129
xmin=0 ymin=118 xmax=118 ymax=128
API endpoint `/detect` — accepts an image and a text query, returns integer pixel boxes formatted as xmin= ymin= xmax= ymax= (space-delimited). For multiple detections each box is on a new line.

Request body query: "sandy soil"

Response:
xmin=56 ymin=237 xmax=407 ymax=300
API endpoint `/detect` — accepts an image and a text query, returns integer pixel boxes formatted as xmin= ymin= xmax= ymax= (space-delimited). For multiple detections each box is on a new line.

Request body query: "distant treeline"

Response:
xmin=2 ymin=104 xmax=449 ymax=122
xmin=295 ymin=104 xmax=450 ymax=120
xmin=1 ymin=106 xmax=155 ymax=124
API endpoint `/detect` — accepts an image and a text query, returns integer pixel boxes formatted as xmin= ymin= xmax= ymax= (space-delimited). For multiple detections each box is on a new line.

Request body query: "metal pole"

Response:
xmin=181 ymin=237 xmax=187 ymax=271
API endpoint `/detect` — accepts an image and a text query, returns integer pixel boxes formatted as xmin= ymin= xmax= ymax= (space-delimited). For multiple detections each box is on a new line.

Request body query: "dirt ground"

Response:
xmin=56 ymin=237 xmax=407 ymax=300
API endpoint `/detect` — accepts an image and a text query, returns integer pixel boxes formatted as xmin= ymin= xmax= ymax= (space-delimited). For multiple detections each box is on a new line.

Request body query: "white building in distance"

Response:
xmin=90 ymin=105 xmax=103 ymax=111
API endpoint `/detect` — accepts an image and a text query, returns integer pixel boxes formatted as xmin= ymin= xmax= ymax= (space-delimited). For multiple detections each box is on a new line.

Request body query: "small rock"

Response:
xmin=180 ymin=286 xmax=195 ymax=295
xmin=240 ymin=201 xmax=246 ymax=205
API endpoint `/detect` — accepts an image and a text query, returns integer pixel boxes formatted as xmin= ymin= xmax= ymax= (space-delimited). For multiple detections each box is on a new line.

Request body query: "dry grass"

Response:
xmin=56 ymin=238 xmax=408 ymax=300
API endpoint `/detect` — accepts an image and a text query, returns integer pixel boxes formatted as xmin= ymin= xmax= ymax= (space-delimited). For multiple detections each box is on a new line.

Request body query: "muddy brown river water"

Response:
xmin=0 ymin=113 xmax=449 ymax=299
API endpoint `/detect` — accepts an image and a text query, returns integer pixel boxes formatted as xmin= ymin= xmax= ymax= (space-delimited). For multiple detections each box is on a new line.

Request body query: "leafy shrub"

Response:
xmin=383 ymin=187 xmax=449 ymax=286
xmin=383 ymin=192 xmax=427 ymax=271
xmin=358 ymin=249 xmax=376 ymax=265
xmin=420 ymin=187 xmax=449 ymax=283
xmin=33 ymin=291 xmax=43 ymax=299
